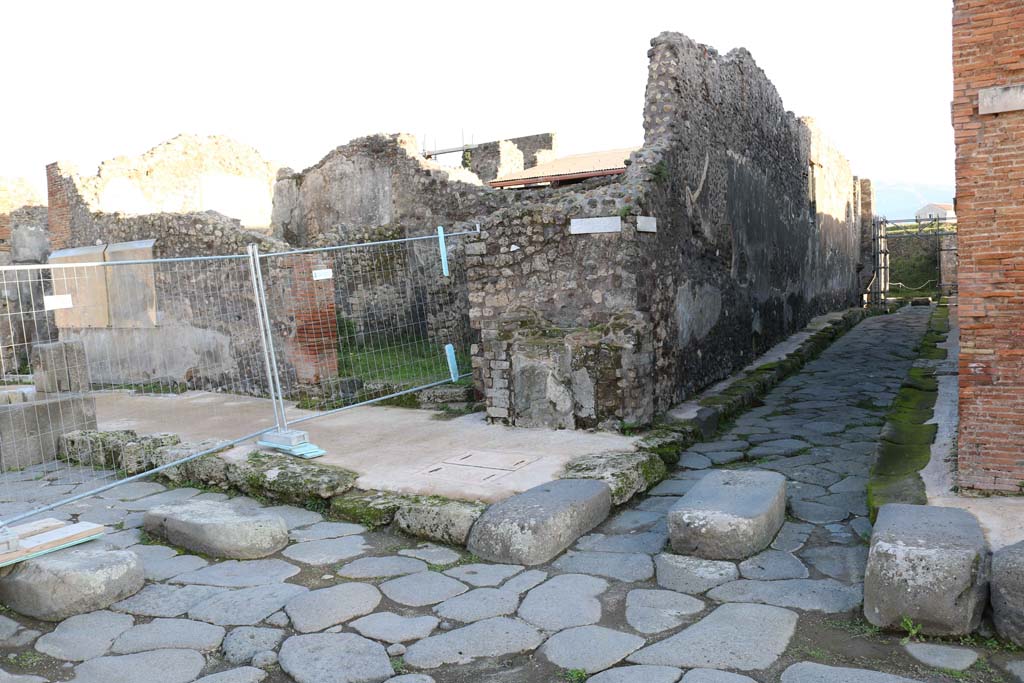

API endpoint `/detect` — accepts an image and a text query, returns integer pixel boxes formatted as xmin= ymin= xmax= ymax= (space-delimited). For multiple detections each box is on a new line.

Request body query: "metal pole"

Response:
xmin=247 ymin=244 xmax=285 ymax=432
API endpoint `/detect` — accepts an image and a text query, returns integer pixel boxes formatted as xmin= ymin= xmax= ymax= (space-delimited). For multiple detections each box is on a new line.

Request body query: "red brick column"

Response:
xmin=45 ymin=163 xmax=73 ymax=251
xmin=953 ymin=0 xmax=1024 ymax=492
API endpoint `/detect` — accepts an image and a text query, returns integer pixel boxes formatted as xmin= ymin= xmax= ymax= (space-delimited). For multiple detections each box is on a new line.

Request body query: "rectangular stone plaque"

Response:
xmin=637 ymin=216 xmax=658 ymax=233
xmin=312 ymin=268 xmax=333 ymax=281
xmin=979 ymin=83 xmax=1024 ymax=115
xmin=570 ymin=216 xmax=622 ymax=235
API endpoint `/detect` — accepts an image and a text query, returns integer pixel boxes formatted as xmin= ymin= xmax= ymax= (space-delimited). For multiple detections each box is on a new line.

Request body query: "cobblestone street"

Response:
xmin=0 ymin=305 xmax=1020 ymax=683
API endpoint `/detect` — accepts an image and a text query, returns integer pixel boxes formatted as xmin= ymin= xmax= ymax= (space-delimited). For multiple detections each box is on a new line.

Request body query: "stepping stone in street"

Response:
xmin=172 ymin=559 xmax=299 ymax=587
xmin=682 ymin=670 xmax=757 ymax=682
xmin=668 ymin=470 xmax=786 ymax=560
xmin=654 ymin=554 xmax=737 ymax=594
xmin=628 ymin=603 xmax=797 ymax=670
xmin=903 ymin=642 xmax=978 ymax=671
xmin=337 ymin=556 xmax=426 ymax=579
xmin=467 ymin=480 xmax=611 ymax=565
xmin=279 ymin=633 xmax=393 ymax=683
xmin=284 ymin=583 xmax=381 ymax=633
xmin=587 ymin=666 xmax=684 ymax=683
xmin=399 ymin=544 xmax=461 ymax=566
xmin=800 ymin=545 xmax=868 ymax=582
xmin=780 ymin=662 xmax=925 ymax=682
xmin=540 ymin=625 xmax=645 ymax=673
xmin=991 ymin=539 xmax=1024 ymax=646
xmin=433 ymin=588 xmax=519 ymax=623
xmin=707 ymin=578 xmax=862 ymax=613
xmin=349 ymin=612 xmax=438 ymax=643
xmin=739 ymin=550 xmax=808 ymax=580
xmin=625 ymin=589 xmax=704 ymax=634
xmin=289 ymin=521 xmax=366 ymax=542
xmin=517 ymin=574 xmax=606 ymax=631
xmin=403 ymin=617 xmax=543 ymax=669
xmin=34 ymin=610 xmax=134 ymax=661
xmin=222 ymin=626 xmax=285 ymax=665
xmin=188 ymin=583 xmax=309 ymax=626
xmin=552 ymin=551 xmax=654 ymax=582
xmin=68 ymin=648 xmax=206 ymax=683
xmin=443 ymin=563 xmax=523 ymax=587
xmin=281 ymin=536 xmax=368 ymax=566
xmin=143 ymin=500 xmax=288 ymax=559
xmin=379 ymin=571 xmax=468 ymax=607
xmin=112 ymin=584 xmax=227 ymax=618
xmin=111 ymin=618 xmax=225 ymax=654
xmin=0 ymin=547 xmax=144 ymax=622
xmin=864 ymin=504 xmax=990 ymax=635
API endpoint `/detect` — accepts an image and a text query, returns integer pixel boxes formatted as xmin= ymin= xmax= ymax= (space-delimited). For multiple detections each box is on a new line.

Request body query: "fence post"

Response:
xmin=437 ymin=225 xmax=449 ymax=277
xmin=247 ymin=244 xmax=285 ymax=432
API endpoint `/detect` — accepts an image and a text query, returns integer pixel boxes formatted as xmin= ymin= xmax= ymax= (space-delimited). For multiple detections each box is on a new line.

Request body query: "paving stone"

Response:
xmin=281 ymin=536 xmax=368 ymax=565
xmin=143 ymin=554 xmax=210 ymax=582
xmin=251 ymin=650 xmax=277 ymax=668
xmin=682 ymin=670 xmax=757 ymax=683
xmin=100 ymin=482 xmax=168 ymax=502
xmin=787 ymin=481 xmax=828 ymax=501
xmin=442 ymin=563 xmax=523 ymax=587
xmin=111 ymin=617 xmax=225 ymax=654
xmin=781 ymin=466 xmax=844 ymax=488
xmin=34 ymin=610 xmax=134 ymax=661
xmin=195 ymin=669 xmax=267 ymax=683
xmin=265 ymin=611 xmax=289 ymax=627
xmin=261 ymin=505 xmax=322 ymax=529
xmin=992 ymin=539 xmax=1024 ymax=646
xmin=540 ymin=625 xmax=645 ymax=673
xmin=338 ymin=556 xmax=427 ymax=579
xmin=690 ymin=440 xmax=749 ymax=453
xmin=636 ymin=496 xmax=678 ymax=513
xmin=648 ymin=479 xmax=697 ymax=496
xmin=102 ymin=528 xmax=143 ymax=549
xmin=385 ymin=677 xmax=434 ymax=683
xmin=801 ymin=545 xmax=868 ymax=582
xmin=433 ymin=588 xmax=519 ymax=623
xmin=500 ymin=569 xmax=547 ymax=594
xmin=122 ymin=487 xmax=201 ymax=511
xmin=816 ymin=492 xmax=869 ymax=517
xmin=600 ymin=510 xmax=663 ymax=534
xmin=668 ymin=470 xmax=786 ymax=560
xmin=0 ymin=668 xmax=49 ymax=683
xmin=739 ymin=550 xmax=808 ymax=580
xmin=655 ymin=554 xmax=738 ymax=594
xmin=222 ymin=627 xmax=285 ymax=665
xmin=349 ymin=612 xmax=438 ymax=643
xmin=703 ymin=451 xmax=745 ymax=465
xmin=772 ymin=522 xmax=814 ymax=553
xmin=587 ymin=666 xmax=683 ymax=683
xmin=517 ymin=573 xmax=607 ymax=631
xmin=67 ymin=649 xmax=206 ymax=683
xmin=790 ymin=500 xmax=849 ymax=524
xmin=864 ymin=504 xmax=990 ymax=635
xmin=112 ymin=584 xmax=227 ymax=618
xmin=829 ymin=476 xmax=869 ymax=494
xmin=144 ymin=500 xmax=288 ymax=560
xmin=0 ymin=547 xmax=144 ymax=622
xmin=467 ymin=479 xmax=611 ymax=565
xmin=628 ymin=603 xmax=797 ymax=670
xmin=403 ymin=617 xmax=543 ymax=669
xmin=850 ymin=517 xmax=873 ymax=541
xmin=552 ymin=551 xmax=654 ymax=582
xmin=780 ymin=662 xmax=924 ymax=682
xmin=279 ymin=633 xmax=393 ymax=683
xmin=679 ymin=453 xmax=712 ymax=469
xmin=379 ymin=572 xmax=468 ymax=607
xmin=398 ymin=544 xmax=461 ymax=566
xmin=576 ymin=531 xmax=667 ymax=554
xmin=189 ymin=583 xmax=309 ymax=626
xmin=903 ymin=643 xmax=978 ymax=671
xmin=625 ymin=589 xmax=704 ymax=634
xmin=172 ymin=559 xmax=299 ymax=587
xmin=1006 ymin=661 xmax=1024 ymax=682
xmin=284 ymin=583 xmax=382 ymax=633
xmin=707 ymin=578 xmax=862 ymax=613
xmin=126 ymin=544 xmax=177 ymax=562
xmin=749 ymin=439 xmax=811 ymax=457
xmin=289 ymin=521 xmax=366 ymax=542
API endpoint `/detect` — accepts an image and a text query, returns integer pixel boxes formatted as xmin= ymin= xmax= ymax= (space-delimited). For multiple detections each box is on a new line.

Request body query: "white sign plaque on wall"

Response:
xmin=312 ymin=268 xmax=334 ymax=281
xmin=569 ymin=216 xmax=622 ymax=235
xmin=637 ymin=216 xmax=658 ymax=233
xmin=44 ymin=294 xmax=74 ymax=311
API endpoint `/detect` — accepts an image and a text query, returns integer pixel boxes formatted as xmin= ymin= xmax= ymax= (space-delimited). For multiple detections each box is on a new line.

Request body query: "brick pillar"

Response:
xmin=45 ymin=163 xmax=73 ymax=251
xmin=953 ymin=0 xmax=1024 ymax=492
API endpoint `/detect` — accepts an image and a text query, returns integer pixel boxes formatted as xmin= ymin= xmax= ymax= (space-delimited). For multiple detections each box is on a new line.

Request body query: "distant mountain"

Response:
xmin=872 ymin=180 xmax=955 ymax=220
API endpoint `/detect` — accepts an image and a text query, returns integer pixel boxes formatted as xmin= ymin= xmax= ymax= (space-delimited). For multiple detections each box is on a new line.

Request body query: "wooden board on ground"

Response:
xmin=0 ymin=520 xmax=104 ymax=568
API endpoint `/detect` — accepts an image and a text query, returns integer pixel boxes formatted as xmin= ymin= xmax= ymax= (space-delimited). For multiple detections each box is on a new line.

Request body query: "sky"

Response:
xmin=1 ymin=0 xmax=954 ymax=217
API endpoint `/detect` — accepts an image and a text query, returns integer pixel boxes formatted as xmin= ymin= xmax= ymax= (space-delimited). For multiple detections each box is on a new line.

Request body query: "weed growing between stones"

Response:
xmin=901 ymin=616 xmax=925 ymax=644
xmin=561 ymin=669 xmax=588 ymax=683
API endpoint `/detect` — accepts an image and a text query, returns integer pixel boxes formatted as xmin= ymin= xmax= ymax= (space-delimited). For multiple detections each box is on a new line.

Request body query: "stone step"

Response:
xmin=467 ymin=480 xmax=611 ymax=565
xmin=667 ymin=470 xmax=787 ymax=560
xmin=863 ymin=504 xmax=990 ymax=635
xmin=992 ymin=540 xmax=1024 ymax=647
xmin=144 ymin=500 xmax=289 ymax=560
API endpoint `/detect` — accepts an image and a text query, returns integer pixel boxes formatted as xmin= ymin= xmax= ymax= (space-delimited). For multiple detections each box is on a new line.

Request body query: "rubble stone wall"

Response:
xmin=468 ymin=133 xmax=557 ymax=183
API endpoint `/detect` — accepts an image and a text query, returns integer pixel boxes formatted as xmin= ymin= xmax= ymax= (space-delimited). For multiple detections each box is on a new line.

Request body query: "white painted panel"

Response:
xmin=44 ymin=294 xmax=73 ymax=311
xmin=637 ymin=216 xmax=658 ymax=233
xmin=979 ymin=84 xmax=1024 ymax=115
xmin=312 ymin=268 xmax=334 ymax=281
xmin=569 ymin=216 xmax=622 ymax=235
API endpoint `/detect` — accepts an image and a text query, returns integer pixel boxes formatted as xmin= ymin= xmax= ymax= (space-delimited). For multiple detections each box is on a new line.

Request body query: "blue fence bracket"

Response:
xmin=437 ymin=225 xmax=449 ymax=277
xmin=444 ymin=343 xmax=459 ymax=382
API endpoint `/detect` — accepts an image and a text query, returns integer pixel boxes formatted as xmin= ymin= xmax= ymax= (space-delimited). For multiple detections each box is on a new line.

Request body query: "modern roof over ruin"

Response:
xmin=489 ymin=147 xmax=638 ymax=188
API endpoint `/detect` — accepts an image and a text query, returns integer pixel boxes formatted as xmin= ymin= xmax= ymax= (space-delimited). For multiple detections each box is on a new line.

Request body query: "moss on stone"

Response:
xmin=871 ymin=441 xmax=932 ymax=478
xmin=329 ymin=490 xmax=403 ymax=527
xmin=880 ymin=421 xmax=938 ymax=446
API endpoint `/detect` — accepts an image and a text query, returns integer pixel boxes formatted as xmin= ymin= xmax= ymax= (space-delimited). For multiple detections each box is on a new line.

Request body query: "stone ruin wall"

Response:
xmin=0 ymin=178 xmax=48 ymax=264
xmin=467 ymin=32 xmax=869 ymax=430
xmin=468 ymin=133 xmax=557 ymax=183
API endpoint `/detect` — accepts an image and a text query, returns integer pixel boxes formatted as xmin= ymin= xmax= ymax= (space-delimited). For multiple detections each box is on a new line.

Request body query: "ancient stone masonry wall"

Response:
xmin=466 ymin=32 xmax=866 ymax=430
xmin=953 ymin=0 xmax=1024 ymax=493
xmin=468 ymin=133 xmax=557 ymax=183
xmin=0 ymin=178 xmax=47 ymax=261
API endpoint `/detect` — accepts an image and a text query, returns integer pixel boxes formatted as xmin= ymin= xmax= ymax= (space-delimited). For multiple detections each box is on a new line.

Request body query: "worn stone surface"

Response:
xmin=111 ymin=584 xmax=226 ymax=618
xmin=739 ymin=550 xmax=808 ymax=580
xmin=379 ymin=572 xmax=468 ymax=607
xmin=540 ymin=625 xmax=645 ymax=673
xmin=403 ymin=617 xmax=543 ymax=669
xmin=682 ymin=671 xmax=757 ymax=683
xmin=68 ymin=649 xmax=206 ymax=683
xmin=172 ymin=559 xmax=299 ymax=587
xmin=552 ymin=551 xmax=654 ymax=582
xmin=668 ymin=470 xmax=786 ymax=560
xmin=34 ymin=610 xmax=134 ymax=661
xmin=0 ymin=547 xmax=144 ymax=622
xmin=281 ymin=536 xmax=368 ymax=565
xmin=654 ymin=553 xmax=738 ymax=594
xmin=442 ymin=563 xmax=523 ymax=587
xmin=628 ymin=603 xmax=797 ymax=670
xmin=284 ymin=583 xmax=381 ymax=633
xmin=561 ymin=451 xmax=667 ymax=505
xmin=708 ymin=579 xmax=862 ymax=613
xmin=992 ymin=540 xmax=1024 ymax=646
xmin=864 ymin=504 xmax=990 ymax=635
xmin=397 ymin=544 xmax=461 ymax=566
xmin=903 ymin=642 xmax=978 ymax=671
xmin=349 ymin=613 xmax=438 ymax=644
xmin=338 ymin=556 xmax=427 ymax=579
xmin=278 ymin=633 xmax=393 ymax=683
xmin=188 ymin=583 xmax=309 ymax=626
xmin=801 ymin=545 xmax=868 ymax=582
xmin=467 ymin=479 xmax=611 ymax=565
xmin=780 ymin=662 xmax=924 ymax=682
xmin=588 ymin=666 xmax=683 ymax=683
xmin=194 ymin=669 xmax=267 ymax=683
xmin=144 ymin=500 xmax=288 ymax=559
xmin=517 ymin=573 xmax=607 ymax=631
xmin=111 ymin=617 xmax=225 ymax=654
xmin=625 ymin=589 xmax=704 ymax=634
xmin=222 ymin=627 xmax=285 ymax=665
xmin=433 ymin=588 xmax=519 ymax=623
xmin=393 ymin=499 xmax=485 ymax=546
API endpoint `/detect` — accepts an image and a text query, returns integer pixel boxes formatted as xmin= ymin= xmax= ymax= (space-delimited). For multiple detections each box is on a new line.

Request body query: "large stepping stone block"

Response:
xmin=0 ymin=547 xmax=143 ymax=622
xmin=144 ymin=500 xmax=288 ymax=559
xmin=864 ymin=504 xmax=990 ymax=635
xmin=992 ymin=540 xmax=1024 ymax=646
xmin=667 ymin=470 xmax=787 ymax=560
xmin=467 ymin=480 xmax=611 ymax=565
